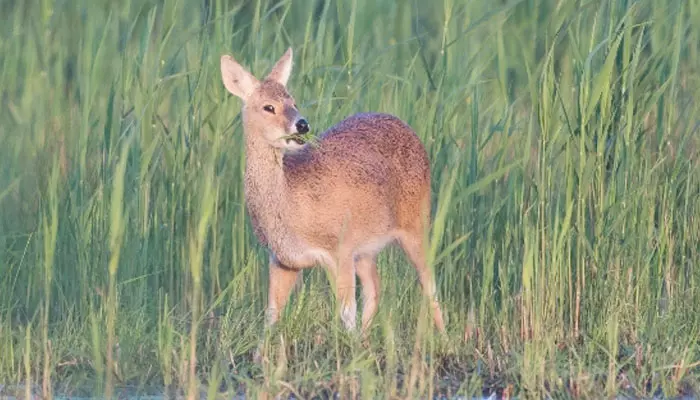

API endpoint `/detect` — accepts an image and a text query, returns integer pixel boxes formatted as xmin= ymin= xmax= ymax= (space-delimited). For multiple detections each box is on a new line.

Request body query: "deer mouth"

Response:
xmin=285 ymin=135 xmax=306 ymax=145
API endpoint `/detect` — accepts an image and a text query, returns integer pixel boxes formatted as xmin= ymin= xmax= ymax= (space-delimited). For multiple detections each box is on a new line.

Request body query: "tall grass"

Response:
xmin=1 ymin=0 xmax=699 ymax=398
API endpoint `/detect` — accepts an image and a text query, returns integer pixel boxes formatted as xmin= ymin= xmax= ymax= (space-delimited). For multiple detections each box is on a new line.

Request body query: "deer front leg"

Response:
xmin=265 ymin=254 xmax=300 ymax=327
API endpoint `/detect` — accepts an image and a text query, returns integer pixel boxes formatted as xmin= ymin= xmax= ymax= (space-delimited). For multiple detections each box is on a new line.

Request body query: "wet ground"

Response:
xmin=1 ymin=383 xmax=697 ymax=399
xmin=0 ymin=383 xmax=488 ymax=400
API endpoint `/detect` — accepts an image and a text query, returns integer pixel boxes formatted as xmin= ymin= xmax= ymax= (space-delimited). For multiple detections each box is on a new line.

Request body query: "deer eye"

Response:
xmin=263 ymin=105 xmax=275 ymax=114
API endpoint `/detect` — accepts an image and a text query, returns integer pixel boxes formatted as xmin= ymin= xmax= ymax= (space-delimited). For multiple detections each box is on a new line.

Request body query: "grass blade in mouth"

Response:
xmin=281 ymin=132 xmax=318 ymax=146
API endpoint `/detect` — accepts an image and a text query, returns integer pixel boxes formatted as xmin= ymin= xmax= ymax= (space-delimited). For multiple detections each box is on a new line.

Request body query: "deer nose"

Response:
xmin=295 ymin=119 xmax=309 ymax=134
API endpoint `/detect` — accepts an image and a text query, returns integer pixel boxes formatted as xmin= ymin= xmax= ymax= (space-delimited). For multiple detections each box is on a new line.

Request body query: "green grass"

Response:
xmin=1 ymin=0 xmax=699 ymax=398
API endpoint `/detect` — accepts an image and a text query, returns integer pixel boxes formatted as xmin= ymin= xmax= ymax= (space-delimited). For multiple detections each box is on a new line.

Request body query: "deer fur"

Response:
xmin=220 ymin=47 xmax=445 ymax=334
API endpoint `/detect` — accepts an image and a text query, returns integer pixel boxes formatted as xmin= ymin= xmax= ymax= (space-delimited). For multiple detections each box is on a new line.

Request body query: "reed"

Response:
xmin=0 ymin=0 xmax=698 ymax=398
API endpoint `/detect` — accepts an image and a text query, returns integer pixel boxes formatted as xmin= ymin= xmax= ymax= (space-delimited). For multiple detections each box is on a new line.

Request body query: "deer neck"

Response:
xmin=242 ymin=125 xmax=293 ymax=245
xmin=244 ymin=133 xmax=289 ymax=197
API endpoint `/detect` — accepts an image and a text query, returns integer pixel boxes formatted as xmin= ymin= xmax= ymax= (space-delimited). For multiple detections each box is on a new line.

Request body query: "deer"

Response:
xmin=219 ymin=47 xmax=446 ymax=338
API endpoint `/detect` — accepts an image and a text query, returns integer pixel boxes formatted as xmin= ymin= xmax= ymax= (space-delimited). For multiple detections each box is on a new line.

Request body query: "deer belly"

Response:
xmin=270 ymin=240 xmax=334 ymax=270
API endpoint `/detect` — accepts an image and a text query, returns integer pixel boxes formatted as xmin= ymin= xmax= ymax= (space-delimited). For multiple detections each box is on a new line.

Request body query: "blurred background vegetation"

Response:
xmin=0 ymin=0 xmax=699 ymax=398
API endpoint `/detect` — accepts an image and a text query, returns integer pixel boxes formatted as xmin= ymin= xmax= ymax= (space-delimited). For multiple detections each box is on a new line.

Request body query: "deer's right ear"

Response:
xmin=220 ymin=55 xmax=259 ymax=99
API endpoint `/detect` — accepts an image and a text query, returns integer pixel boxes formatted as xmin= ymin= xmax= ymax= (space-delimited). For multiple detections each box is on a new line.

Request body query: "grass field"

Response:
xmin=1 ymin=0 xmax=699 ymax=398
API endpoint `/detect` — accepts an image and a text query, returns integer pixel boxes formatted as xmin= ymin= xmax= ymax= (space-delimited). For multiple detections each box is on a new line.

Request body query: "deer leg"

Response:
xmin=355 ymin=254 xmax=380 ymax=334
xmin=265 ymin=254 xmax=300 ymax=327
xmin=399 ymin=232 xmax=446 ymax=332
xmin=327 ymin=253 xmax=357 ymax=331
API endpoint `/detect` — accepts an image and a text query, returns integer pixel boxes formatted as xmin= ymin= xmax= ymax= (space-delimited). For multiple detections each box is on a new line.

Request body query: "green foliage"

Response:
xmin=1 ymin=0 xmax=699 ymax=398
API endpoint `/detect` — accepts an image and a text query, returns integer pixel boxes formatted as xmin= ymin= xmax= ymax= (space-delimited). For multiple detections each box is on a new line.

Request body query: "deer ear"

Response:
xmin=265 ymin=47 xmax=293 ymax=87
xmin=220 ymin=54 xmax=259 ymax=99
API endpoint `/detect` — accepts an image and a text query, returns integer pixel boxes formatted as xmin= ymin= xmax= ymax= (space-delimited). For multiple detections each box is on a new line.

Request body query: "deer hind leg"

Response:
xmin=398 ymin=232 xmax=446 ymax=332
xmin=326 ymin=252 xmax=357 ymax=331
xmin=355 ymin=254 xmax=380 ymax=334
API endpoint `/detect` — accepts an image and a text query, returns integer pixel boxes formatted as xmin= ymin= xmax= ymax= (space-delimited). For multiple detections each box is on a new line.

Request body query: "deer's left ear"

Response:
xmin=266 ymin=47 xmax=293 ymax=87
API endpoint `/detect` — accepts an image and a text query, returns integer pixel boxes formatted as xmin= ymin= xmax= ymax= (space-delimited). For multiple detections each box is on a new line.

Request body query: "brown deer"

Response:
xmin=220 ymin=47 xmax=445 ymax=335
